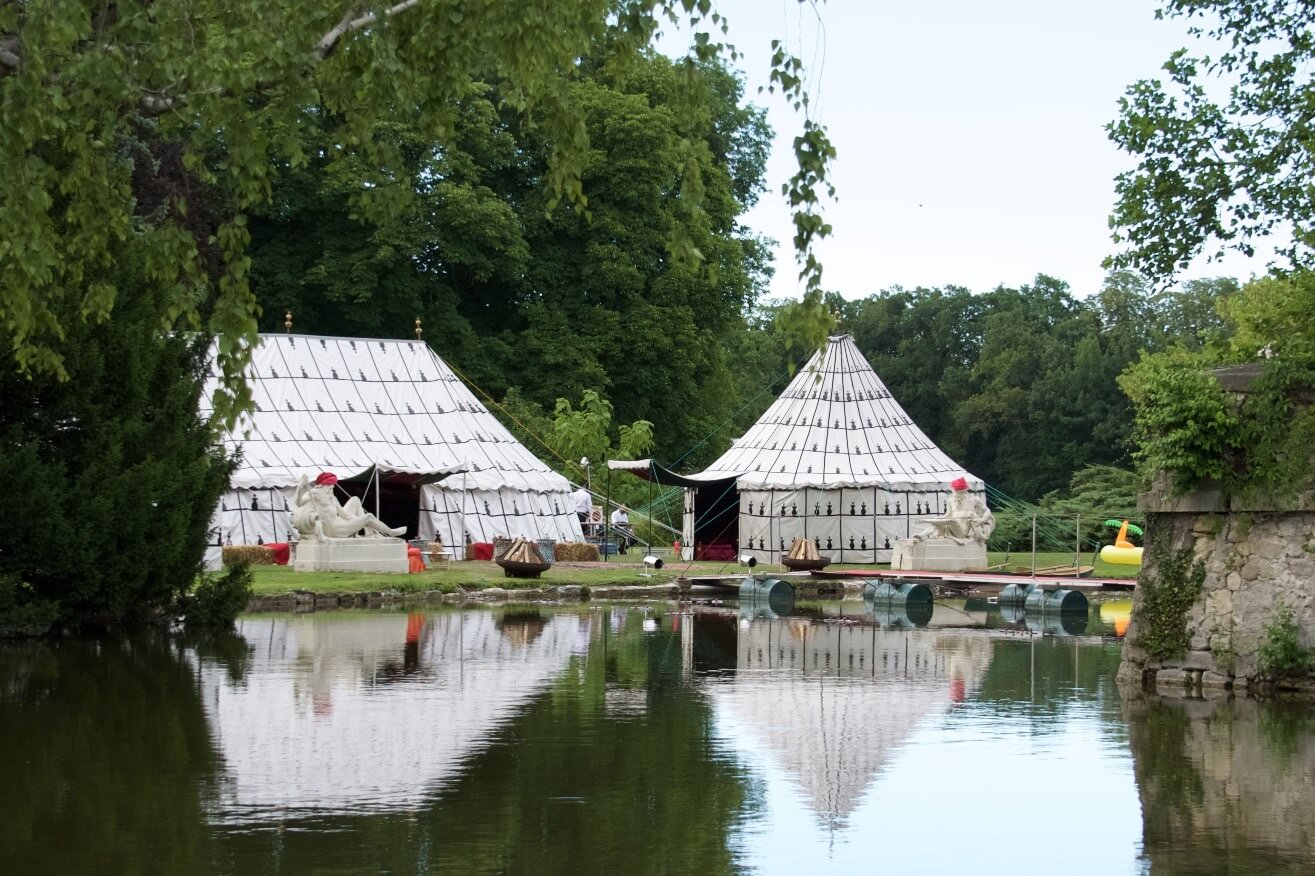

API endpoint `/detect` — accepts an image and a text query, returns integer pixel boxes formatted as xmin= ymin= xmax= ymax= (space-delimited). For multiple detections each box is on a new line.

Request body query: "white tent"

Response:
xmin=615 ymin=334 xmax=983 ymax=563
xmin=202 ymin=334 xmax=582 ymax=555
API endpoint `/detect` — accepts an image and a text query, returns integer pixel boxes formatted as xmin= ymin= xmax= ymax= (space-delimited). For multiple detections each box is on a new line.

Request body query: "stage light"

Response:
xmin=739 ymin=554 xmax=758 ymax=568
xmin=643 ymin=555 xmax=664 ymax=570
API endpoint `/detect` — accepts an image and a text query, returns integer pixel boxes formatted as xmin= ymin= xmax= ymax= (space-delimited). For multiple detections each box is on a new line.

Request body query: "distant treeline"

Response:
xmin=239 ymin=53 xmax=1241 ymax=504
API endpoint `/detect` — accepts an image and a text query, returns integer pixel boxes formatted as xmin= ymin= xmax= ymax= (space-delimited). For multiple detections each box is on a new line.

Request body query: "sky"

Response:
xmin=662 ymin=0 xmax=1272 ymax=302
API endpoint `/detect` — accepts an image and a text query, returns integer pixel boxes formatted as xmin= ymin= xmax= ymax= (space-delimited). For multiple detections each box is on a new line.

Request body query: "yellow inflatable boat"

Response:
xmin=1100 ymin=520 xmax=1143 ymax=566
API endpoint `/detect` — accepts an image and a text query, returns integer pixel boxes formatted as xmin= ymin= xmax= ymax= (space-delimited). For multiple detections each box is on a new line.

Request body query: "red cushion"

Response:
xmin=266 ymin=542 xmax=290 ymax=565
xmin=472 ymin=542 xmax=494 ymax=561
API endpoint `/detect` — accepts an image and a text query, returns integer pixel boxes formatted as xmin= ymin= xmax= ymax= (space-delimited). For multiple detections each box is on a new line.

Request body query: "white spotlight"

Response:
xmin=643 ymin=555 xmax=664 ymax=570
xmin=739 ymin=554 xmax=758 ymax=568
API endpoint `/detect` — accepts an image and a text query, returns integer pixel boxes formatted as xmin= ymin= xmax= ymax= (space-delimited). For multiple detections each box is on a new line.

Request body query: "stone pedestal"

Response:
xmin=889 ymin=537 xmax=986 ymax=572
xmin=294 ymin=538 xmax=409 ymax=574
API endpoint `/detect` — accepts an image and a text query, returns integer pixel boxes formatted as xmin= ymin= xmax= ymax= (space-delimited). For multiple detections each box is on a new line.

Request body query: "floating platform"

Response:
xmin=812 ymin=568 xmax=1135 ymax=592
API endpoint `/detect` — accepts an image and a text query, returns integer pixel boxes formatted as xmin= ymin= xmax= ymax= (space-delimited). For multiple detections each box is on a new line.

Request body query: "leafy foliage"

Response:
xmin=0 ymin=574 xmax=60 ymax=638
xmin=1118 ymin=272 xmax=1315 ymax=497
xmin=1136 ymin=530 xmax=1207 ymax=661
xmin=180 ymin=563 xmax=255 ymax=631
xmin=1108 ymin=0 xmax=1315 ymax=279
xmin=1257 ymin=602 xmax=1315 ymax=684
xmin=0 ymin=0 xmax=835 ymax=423
xmin=0 ymin=248 xmax=234 ymax=628
xmin=1119 ymin=348 xmax=1239 ymax=489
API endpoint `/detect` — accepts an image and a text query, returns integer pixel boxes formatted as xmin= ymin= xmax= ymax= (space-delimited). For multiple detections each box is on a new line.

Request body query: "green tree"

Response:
xmin=1 ymin=1 xmax=835 ymax=422
xmin=1108 ymin=0 xmax=1315 ymax=279
xmin=0 ymin=250 xmax=233 ymax=628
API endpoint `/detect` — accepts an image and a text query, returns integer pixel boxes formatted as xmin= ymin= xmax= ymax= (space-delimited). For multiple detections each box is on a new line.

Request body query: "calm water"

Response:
xmin=3 ymin=600 xmax=1314 ymax=875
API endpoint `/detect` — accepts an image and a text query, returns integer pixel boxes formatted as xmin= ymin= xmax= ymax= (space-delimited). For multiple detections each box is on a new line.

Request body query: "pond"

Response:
xmin=2 ymin=600 xmax=1314 ymax=874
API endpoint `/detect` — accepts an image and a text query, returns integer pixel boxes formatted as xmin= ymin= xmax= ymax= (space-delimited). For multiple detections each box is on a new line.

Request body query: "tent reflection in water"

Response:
xmin=199 ymin=612 xmax=589 ymax=820
xmin=702 ymin=615 xmax=994 ymax=829
xmin=613 ymin=335 xmax=986 ymax=564
xmin=201 ymin=334 xmax=583 ymax=562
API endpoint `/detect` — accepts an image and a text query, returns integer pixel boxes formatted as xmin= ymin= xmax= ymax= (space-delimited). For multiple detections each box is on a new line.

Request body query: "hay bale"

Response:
xmin=553 ymin=542 xmax=600 ymax=563
xmin=223 ymin=545 xmax=275 ymax=566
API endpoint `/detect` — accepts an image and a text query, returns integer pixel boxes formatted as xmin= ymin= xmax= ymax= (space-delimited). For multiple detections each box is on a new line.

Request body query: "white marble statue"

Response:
xmin=909 ymin=477 xmax=995 ymax=545
xmin=890 ymin=477 xmax=994 ymax=572
xmin=291 ymin=472 xmax=406 ymax=542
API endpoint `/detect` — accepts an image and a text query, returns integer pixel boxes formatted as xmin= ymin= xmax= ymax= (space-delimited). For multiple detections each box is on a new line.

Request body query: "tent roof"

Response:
xmin=695 ymin=334 xmax=981 ymax=491
xmin=202 ymin=334 xmax=570 ymax=493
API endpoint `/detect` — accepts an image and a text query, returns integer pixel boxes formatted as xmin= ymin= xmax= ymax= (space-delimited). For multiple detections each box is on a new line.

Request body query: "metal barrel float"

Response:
xmin=738 ymin=576 xmax=796 ymax=618
xmin=1023 ymin=587 xmax=1088 ymax=614
xmin=999 ymin=582 xmax=1036 ymax=606
xmin=863 ymin=579 xmax=935 ymax=628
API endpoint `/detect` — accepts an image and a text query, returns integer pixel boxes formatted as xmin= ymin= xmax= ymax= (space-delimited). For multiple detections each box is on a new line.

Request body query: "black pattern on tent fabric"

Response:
xmin=679 ymin=335 xmax=985 ymax=565
xmin=203 ymin=334 xmax=581 ymax=549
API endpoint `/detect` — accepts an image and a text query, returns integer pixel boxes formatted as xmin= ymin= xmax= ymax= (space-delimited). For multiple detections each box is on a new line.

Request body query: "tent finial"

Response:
xmin=415 ymin=317 xmax=423 ymax=340
xmin=284 ymin=310 xmax=293 ymax=333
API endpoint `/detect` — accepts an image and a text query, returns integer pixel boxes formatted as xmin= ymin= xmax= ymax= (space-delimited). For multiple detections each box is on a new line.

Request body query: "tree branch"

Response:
xmin=314 ymin=1 xmax=419 ymax=61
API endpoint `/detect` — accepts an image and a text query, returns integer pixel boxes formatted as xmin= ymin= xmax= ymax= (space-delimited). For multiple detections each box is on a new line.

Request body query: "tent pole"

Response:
xmin=605 ymin=463 xmax=612 ymax=564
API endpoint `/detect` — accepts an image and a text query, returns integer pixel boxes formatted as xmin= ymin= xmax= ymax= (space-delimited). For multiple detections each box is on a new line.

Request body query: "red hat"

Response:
xmin=950 ymin=476 xmax=969 ymax=491
xmin=315 ymin=472 xmax=339 ymax=486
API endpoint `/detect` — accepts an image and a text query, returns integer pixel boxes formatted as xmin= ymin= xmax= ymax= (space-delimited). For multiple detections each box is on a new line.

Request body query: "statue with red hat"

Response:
xmin=891 ymin=475 xmax=995 ymax=572
xmin=910 ymin=476 xmax=994 ymax=546
xmin=291 ymin=472 xmax=406 ymax=542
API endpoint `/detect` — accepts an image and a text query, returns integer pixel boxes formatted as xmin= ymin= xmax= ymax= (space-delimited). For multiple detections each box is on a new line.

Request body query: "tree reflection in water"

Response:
xmin=1125 ymin=696 xmax=1315 ymax=875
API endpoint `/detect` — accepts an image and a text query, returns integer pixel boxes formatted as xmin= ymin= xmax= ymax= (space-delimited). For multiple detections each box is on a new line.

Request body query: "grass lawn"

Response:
xmin=245 ymin=550 xmax=1137 ymax=596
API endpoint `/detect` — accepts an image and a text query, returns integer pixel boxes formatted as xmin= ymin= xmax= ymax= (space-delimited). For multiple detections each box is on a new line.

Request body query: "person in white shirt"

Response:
xmin=572 ymin=485 xmax=593 ymax=534
xmin=610 ymin=505 xmax=634 ymax=553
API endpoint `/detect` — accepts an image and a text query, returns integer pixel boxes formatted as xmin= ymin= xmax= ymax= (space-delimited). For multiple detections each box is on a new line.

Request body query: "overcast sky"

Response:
xmin=663 ymin=0 xmax=1272 ymax=302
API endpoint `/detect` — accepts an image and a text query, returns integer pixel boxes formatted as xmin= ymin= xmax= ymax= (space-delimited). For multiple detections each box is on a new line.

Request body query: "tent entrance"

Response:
xmin=337 ymin=480 xmax=422 ymax=539
xmin=690 ymin=480 xmax=740 ymax=561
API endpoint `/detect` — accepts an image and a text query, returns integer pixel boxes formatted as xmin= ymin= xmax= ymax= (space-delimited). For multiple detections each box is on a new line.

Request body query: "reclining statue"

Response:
xmin=908 ymin=476 xmax=995 ymax=546
xmin=291 ymin=472 xmax=406 ymax=542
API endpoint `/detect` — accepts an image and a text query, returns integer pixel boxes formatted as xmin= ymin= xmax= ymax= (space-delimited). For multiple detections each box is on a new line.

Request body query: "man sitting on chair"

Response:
xmin=610 ymin=505 xmax=636 ymax=554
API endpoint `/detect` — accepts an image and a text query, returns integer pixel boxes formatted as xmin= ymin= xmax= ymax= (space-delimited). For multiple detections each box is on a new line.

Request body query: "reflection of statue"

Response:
xmin=291 ymin=472 xmax=405 ymax=542
xmin=909 ymin=477 xmax=994 ymax=546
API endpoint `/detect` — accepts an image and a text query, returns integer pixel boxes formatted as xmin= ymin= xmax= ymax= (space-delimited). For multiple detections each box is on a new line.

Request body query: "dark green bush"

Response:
xmin=0 ymin=573 xmax=60 ymax=638
xmin=180 ymin=563 xmax=254 ymax=630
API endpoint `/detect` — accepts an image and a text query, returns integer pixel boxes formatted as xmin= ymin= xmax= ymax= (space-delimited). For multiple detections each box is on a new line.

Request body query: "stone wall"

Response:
xmin=1117 ymin=486 xmax=1315 ymax=695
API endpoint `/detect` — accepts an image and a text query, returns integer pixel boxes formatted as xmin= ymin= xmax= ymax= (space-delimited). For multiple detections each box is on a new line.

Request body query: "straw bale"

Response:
xmin=223 ymin=545 xmax=276 ymax=566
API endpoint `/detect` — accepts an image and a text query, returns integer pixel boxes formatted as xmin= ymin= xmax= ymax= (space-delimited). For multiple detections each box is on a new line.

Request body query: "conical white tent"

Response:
xmin=202 ymin=334 xmax=582 ymax=556
xmin=617 ymin=334 xmax=984 ymax=563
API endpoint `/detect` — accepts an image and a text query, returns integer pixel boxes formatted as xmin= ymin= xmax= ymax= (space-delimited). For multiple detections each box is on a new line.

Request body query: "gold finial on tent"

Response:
xmin=284 ymin=310 xmax=293 ymax=333
xmin=415 ymin=317 xmax=423 ymax=340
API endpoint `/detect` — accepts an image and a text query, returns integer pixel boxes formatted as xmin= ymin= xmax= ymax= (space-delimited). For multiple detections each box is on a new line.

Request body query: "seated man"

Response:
xmin=610 ymin=505 xmax=636 ymax=554
xmin=911 ymin=476 xmax=995 ymax=545
xmin=291 ymin=472 xmax=406 ymax=542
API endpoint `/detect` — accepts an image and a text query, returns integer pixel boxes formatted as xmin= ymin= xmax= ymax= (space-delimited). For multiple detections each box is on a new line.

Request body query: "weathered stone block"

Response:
xmin=295 ymin=538 xmax=408 ymax=573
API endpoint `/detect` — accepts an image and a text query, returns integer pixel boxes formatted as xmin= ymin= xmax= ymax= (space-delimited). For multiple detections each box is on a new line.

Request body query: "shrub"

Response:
xmin=181 ymin=563 xmax=254 ymax=630
xmin=0 ymin=573 xmax=60 ymax=638
xmin=1256 ymin=603 xmax=1315 ymax=684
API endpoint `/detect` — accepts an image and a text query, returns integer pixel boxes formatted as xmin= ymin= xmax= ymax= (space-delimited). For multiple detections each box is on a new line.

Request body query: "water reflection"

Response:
xmin=3 ymin=604 xmax=1314 ymax=874
xmin=700 ymin=610 xmax=993 ymax=831
xmin=0 ymin=636 xmax=223 ymax=872
xmin=1126 ymin=696 xmax=1315 ymax=875
xmin=204 ymin=610 xmax=590 ymax=820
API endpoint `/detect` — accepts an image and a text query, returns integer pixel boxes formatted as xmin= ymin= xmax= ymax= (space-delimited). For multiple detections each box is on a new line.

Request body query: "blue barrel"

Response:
xmin=1025 ymin=611 xmax=1089 ymax=636
xmin=871 ymin=601 xmax=934 ymax=629
xmin=863 ymin=579 xmax=934 ymax=606
xmin=739 ymin=576 xmax=795 ymax=617
xmin=1023 ymin=587 xmax=1088 ymax=614
xmin=999 ymin=582 xmax=1035 ymax=606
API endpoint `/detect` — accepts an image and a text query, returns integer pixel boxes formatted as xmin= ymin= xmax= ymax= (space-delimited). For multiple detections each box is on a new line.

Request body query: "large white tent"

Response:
xmin=615 ymin=334 xmax=984 ymax=564
xmin=202 ymin=334 xmax=582 ymax=553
